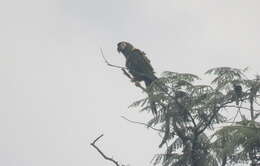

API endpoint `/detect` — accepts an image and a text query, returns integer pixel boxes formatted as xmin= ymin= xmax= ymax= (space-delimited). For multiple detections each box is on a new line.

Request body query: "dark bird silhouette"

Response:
xmin=117 ymin=41 xmax=157 ymax=114
xmin=117 ymin=41 xmax=157 ymax=87
xmin=233 ymin=83 xmax=242 ymax=105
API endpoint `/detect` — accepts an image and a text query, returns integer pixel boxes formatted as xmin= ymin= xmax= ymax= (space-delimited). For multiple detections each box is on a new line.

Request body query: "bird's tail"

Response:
xmin=145 ymin=75 xmax=158 ymax=115
xmin=144 ymin=74 xmax=157 ymax=87
xmin=147 ymin=93 xmax=157 ymax=115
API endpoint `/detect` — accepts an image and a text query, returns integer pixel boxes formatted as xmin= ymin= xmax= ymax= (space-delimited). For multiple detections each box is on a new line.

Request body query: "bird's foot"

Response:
xmin=134 ymin=81 xmax=141 ymax=87
xmin=130 ymin=78 xmax=141 ymax=86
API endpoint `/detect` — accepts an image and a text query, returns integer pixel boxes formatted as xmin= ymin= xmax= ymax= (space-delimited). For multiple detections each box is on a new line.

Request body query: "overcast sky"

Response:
xmin=0 ymin=0 xmax=260 ymax=166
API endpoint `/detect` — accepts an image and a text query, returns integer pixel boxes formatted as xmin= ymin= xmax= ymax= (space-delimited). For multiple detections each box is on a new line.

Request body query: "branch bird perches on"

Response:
xmin=100 ymin=48 xmax=146 ymax=92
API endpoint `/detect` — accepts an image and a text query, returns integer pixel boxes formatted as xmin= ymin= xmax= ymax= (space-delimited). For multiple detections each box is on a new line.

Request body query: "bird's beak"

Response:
xmin=117 ymin=47 xmax=121 ymax=53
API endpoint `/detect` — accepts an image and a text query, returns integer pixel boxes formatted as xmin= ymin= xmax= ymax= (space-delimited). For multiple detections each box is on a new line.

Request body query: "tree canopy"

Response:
xmin=129 ymin=67 xmax=260 ymax=166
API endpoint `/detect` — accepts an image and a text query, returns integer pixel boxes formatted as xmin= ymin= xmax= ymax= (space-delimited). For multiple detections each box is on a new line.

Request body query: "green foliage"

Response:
xmin=205 ymin=67 xmax=247 ymax=90
xmin=162 ymin=71 xmax=200 ymax=83
xmin=129 ymin=67 xmax=260 ymax=166
xmin=212 ymin=120 xmax=260 ymax=165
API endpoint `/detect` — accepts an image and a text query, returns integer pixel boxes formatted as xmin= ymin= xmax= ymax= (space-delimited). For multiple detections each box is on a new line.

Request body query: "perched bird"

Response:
xmin=117 ymin=41 xmax=157 ymax=87
xmin=117 ymin=41 xmax=157 ymax=114
xmin=233 ymin=83 xmax=242 ymax=105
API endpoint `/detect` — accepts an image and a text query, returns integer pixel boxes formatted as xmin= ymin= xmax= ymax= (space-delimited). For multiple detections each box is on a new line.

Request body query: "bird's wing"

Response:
xmin=129 ymin=49 xmax=155 ymax=74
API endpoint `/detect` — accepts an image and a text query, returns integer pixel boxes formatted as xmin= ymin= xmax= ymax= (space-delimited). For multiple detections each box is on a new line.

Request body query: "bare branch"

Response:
xmin=92 ymin=134 xmax=104 ymax=144
xmin=121 ymin=116 xmax=163 ymax=132
xmin=100 ymin=48 xmax=126 ymax=69
xmin=90 ymin=134 xmax=121 ymax=166
xmin=229 ymin=109 xmax=241 ymax=124
xmin=223 ymin=105 xmax=260 ymax=112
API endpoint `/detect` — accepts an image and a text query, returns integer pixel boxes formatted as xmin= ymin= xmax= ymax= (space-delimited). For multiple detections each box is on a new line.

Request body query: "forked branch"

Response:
xmin=90 ymin=134 xmax=121 ymax=166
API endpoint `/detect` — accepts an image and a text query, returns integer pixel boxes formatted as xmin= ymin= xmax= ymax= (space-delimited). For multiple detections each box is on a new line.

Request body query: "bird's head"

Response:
xmin=117 ymin=41 xmax=134 ymax=54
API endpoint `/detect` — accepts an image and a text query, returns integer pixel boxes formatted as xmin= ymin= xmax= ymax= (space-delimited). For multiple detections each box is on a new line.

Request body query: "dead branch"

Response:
xmin=100 ymin=48 xmax=126 ymax=69
xmin=90 ymin=134 xmax=121 ymax=166
xmin=121 ymin=116 xmax=163 ymax=132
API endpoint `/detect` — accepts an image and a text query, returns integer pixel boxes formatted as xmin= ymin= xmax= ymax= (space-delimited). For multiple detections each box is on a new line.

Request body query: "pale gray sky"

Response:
xmin=0 ymin=0 xmax=260 ymax=166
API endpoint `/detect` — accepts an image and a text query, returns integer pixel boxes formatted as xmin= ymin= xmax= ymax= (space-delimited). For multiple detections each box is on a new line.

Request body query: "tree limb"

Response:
xmin=90 ymin=134 xmax=121 ymax=166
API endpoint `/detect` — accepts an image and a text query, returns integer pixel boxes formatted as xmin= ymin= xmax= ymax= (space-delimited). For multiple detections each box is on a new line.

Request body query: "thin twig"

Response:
xmin=223 ymin=105 xmax=260 ymax=112
xmin=92 ymin=134 xmax=104 ymax=144
xmin=121 ymin=116 xmax=163 ymax=132
xmin=90 ymin=134 xmax=121 ymax=166
xmin=231 ymin=110 xmax=240 ymax=124
xmin=122 ymin=68 xmax=132 ymax=79
xmin=100 ymin=48 xmax=126 ymax=69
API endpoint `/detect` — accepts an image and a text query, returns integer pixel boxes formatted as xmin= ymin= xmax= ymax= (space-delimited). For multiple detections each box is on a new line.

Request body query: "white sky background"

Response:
xmin=0 ymin=0 xmax=260 ymax=166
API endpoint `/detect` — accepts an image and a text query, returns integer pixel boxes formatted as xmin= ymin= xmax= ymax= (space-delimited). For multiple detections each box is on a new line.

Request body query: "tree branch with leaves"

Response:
xmin=98 ymin=48 xmax=260 ymax=166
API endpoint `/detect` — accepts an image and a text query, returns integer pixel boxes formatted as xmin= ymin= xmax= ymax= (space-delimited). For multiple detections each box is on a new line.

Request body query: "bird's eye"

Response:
xmin=120 ymin=42 xmax=126 ymax=49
